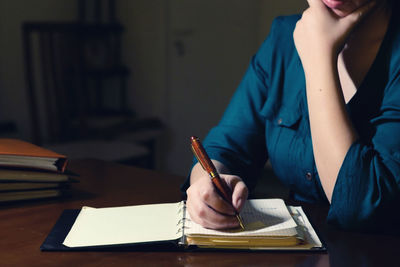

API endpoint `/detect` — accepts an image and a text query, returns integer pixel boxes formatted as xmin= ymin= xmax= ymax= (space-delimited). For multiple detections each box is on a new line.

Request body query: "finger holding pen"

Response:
xmin=186 ymin=172 xmax=240 ymax=229
xmin=187 ymin=165 xmax=248 ymax=229
xmin=188 ymin=136 xmax=247 ymax=229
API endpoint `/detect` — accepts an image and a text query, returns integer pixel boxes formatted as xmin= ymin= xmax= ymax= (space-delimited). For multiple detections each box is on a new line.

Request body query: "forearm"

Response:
xmin=305 ymin=56 xmax=358 ymax=201
xmin=293 ymin=0 xmax=376 ymax=202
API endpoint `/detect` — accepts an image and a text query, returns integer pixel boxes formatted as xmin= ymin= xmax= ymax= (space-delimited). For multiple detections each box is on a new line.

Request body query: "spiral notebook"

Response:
xmin=42 ymin=199 xmax=325 ymax=251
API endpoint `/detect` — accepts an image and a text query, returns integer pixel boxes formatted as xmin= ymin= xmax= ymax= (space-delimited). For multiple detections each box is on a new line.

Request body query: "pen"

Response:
xmin=190 ymin=136 xmax=245 ymax=230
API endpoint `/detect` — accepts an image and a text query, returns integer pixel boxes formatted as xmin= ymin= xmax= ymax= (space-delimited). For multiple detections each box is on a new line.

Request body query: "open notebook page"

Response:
xmin=184 ymin=199 xmax=298 ymax=237
xmin=63 ymin=202 xmax=183 ymax=248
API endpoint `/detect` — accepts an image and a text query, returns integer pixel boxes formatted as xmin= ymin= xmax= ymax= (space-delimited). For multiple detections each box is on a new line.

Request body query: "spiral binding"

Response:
xmin=176 ymin=201 xmax=185 ymax=234
xmin=176 ymin=201 xmax=185 ymax=215
xmin=176 ymin=201 xmax=191 ymax=245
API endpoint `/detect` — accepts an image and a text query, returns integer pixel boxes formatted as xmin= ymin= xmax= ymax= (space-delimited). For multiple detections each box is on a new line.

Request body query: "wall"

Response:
xmin=163 ymin=0 xmax=261 ymax=175
xmin=0 ymin=0 xmax=307 ymax=176
xmin=118 ymin=0 xmax=168 ymax=120
xmin=258 ymin=1 xmax=307 ymax=44
xmin=117 ymin=1 xmax=307 ymax=176
xmin=0 ymin=0 xmax=76 ymax=140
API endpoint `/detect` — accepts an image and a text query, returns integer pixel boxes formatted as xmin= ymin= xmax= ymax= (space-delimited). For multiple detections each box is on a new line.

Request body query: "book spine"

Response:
xmin=55 ymin=158 xmax=68 ymax=172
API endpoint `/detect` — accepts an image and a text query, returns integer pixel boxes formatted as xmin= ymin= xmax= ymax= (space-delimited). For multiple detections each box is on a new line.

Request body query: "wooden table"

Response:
xmin=0 ymin=159 xmax=398 ymax=266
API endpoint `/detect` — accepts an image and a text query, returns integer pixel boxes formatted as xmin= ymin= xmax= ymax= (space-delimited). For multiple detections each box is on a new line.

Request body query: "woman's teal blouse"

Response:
xmin=183 ymin=8 xmax=400 ymax=233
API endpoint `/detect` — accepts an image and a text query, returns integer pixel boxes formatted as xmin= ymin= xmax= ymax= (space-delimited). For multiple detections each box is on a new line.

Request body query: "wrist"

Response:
xmin=302 ymin=51 xmax=338 ymax=82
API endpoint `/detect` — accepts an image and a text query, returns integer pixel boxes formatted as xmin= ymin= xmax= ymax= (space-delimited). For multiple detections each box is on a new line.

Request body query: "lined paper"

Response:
xmin=184 ymin=199 xmax=298 ymax=237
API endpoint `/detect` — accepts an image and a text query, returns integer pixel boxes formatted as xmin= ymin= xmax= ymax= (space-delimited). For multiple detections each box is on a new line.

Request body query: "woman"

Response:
xmin=183 ymin=0 xmax=399 ymax=233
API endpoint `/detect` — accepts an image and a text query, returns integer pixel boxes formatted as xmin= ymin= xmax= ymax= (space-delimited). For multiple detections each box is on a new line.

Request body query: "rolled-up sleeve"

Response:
xmin=200 ymin=54 xmax=269 ymax=190
xmin=180 ymin=56 xmax=268 ymax=193
xmin=181 ymin=17 xmax=291 ymax=193
xmin=328 ymin=81 xmax=400 ymax=233
xmin=198 ymin=17 xmax=292 ymax=190
xmin=180 ymin=52 xmax=269 ymax=194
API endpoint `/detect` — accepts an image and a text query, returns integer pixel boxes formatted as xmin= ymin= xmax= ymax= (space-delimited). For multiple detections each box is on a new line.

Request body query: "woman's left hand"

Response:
xmin=293 ymin=0 xmax=375 ymax=70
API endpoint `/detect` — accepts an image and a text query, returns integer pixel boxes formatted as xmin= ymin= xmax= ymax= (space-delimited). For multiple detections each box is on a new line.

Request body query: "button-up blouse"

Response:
xmin=182 ymin=8 xmax=400 ymax=233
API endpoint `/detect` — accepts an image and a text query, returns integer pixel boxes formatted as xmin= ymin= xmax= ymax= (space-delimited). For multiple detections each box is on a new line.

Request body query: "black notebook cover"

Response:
xmin=41 ymin=210 xmax=81 ymax=251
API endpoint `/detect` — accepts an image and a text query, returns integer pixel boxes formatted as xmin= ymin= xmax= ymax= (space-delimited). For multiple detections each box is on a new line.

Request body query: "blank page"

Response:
xmin=63 ymin=202 xmax=182 ymax=247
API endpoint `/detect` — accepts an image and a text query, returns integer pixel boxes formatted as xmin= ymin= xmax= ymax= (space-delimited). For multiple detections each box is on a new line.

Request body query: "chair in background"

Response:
xmin=22 ymin=0 xmax=164 ymax=168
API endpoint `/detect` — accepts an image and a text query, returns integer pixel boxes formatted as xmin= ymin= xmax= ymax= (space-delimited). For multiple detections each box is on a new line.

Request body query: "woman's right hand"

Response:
xmin=186 ymin=165 xmax=248 ymax=229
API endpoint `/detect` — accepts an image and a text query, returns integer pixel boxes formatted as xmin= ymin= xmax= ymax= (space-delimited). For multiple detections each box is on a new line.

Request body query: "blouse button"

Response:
xmin=277 ymin=118 xmax=283 ymax=125
xmin=305 ymin=172 xmax=312 ymax=181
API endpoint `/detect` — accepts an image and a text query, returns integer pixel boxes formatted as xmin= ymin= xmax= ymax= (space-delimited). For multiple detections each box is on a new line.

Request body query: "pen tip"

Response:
xmin=237 ymin=215 xmax=245 ymax=230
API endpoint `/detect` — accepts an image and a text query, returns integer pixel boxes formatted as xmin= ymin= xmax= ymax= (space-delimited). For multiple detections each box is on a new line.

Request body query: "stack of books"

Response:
xmin=0 ymin=139 xmax=74 ymax=203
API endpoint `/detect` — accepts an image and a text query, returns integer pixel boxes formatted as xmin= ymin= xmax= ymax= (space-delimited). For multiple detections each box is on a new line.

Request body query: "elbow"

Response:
xmin=327 ymin=205 xmax=370 ymax=232
xmin=327 ymin=142 xmax=400 ymax=234
xmin=327 ymin=196 xmax=400 ymax=234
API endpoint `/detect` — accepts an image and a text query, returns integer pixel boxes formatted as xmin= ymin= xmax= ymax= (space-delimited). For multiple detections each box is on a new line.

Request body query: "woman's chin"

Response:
xmin=322 ymin=0 xmax=356 ymax=17
xmin=330 ymin=8 xmax=352 ymax=17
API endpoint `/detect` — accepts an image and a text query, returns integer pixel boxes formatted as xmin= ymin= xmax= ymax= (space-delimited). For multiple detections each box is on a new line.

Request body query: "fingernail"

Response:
xmin=236 ymin=198 xmax=243 ymax=210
